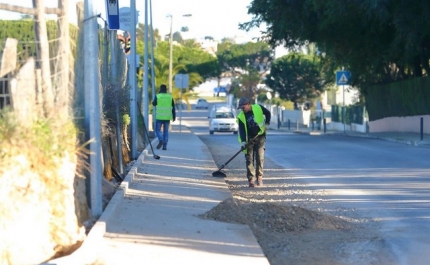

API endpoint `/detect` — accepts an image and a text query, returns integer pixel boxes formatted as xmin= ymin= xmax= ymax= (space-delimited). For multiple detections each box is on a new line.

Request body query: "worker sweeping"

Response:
xmin=236 ymin=97 xmax=271 ymax=187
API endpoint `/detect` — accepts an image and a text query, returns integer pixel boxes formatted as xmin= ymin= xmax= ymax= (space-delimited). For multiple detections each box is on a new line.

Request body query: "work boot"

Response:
xmin=256 ymin=177 xmax=263 ymax=187
xmin=162 ymin=146 xmax=167 ymax=150
xmin=156 ymin=140 xmax=163 ymax=149
xmin=248 ymin=180 xmax=255 ymax=188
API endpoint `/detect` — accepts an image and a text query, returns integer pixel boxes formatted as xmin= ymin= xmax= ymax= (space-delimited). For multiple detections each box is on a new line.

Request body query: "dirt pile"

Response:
xmin=200 ymin=135 xmax=396 ymax=265
xmin=199 ymin=197 xmax=353 ymax=232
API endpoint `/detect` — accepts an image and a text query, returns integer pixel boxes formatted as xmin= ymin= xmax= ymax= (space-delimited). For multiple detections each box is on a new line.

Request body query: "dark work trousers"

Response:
xmin=155 ymin=120 xmax=170 ymax=148
xmin=245 ymin=134 xmax=266 ymax=182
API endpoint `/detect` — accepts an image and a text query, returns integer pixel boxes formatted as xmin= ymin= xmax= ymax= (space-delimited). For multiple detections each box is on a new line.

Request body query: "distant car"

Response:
xmin=195 ymin=98 xmax=209 ymax=109
xmin=208 ymin=104 xmax=238 ymax=134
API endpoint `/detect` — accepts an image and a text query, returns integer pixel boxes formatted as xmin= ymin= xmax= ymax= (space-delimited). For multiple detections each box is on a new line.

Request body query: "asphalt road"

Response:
xmin=180 ymin=101 xmax=430 ymax=265
xmin=266 ymin=133 xmax=430 ymax=265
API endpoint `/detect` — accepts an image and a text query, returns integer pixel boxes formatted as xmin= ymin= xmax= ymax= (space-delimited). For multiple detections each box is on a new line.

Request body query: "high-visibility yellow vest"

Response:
xmin=156 ymin=94 xmax=173 ymax=120
xmin=236 ymin=104 xmax=266 ymax=143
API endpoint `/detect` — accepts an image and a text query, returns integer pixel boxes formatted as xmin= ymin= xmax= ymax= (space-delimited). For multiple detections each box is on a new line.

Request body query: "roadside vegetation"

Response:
xmin=1 ymin=1 xmax=430 ymax=263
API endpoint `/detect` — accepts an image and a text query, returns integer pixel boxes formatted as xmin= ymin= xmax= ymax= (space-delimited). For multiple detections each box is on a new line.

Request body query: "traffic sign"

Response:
xmin=119 ymin=7 xmax=139 ymax=31
xmin=106 ymin=0 xmax=120 ymax=30
xmin=175 ymin=74 xmax=189 ymax=89
xmin=336 ymin=71 xmax=351 ymax=86
xmin=213 ymin=86 xmax=227 ymax=93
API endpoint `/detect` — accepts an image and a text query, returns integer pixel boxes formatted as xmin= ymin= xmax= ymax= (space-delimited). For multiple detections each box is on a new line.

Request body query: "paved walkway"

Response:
xmin=47 ymin=124 xmax=429 ymax=265
xmin=48 ymin=124 xmax=269 ymax=265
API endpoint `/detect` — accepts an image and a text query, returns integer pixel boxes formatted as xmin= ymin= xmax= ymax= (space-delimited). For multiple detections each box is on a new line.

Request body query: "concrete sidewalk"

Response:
xmin=47 ymin=124 xmax=269 ymax=265
xmin=101 ymin=124 xmax=269 ymax=264
xmin=47 ymin=123 xmax=430 ymax=265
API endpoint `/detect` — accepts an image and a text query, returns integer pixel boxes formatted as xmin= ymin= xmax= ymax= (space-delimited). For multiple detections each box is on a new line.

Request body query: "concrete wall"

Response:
xmin=281 ymin=109 xmax=311 ymax=126
xmin=267 ymin=103 xmax=429 ymax=134
xmin=314 ymin=116 xmax=428 ymax=134
xmin=327 ymin=121 xmax=367 ymax=133
xmin=369 ymin=115 xmax=430 ymax=133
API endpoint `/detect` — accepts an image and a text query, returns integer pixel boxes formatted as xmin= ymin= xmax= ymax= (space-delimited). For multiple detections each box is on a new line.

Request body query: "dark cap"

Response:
xmin=160 ymin=84 xmax=167 ymax=92
xmin=237 ymin=97 xmax=250 ymax=109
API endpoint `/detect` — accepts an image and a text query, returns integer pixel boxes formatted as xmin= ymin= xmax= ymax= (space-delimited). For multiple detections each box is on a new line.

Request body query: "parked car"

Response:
xmin=195 ymin=98 xmax=209 ymax=109
xmin=208 ymin=104 xmax=238 ymax=134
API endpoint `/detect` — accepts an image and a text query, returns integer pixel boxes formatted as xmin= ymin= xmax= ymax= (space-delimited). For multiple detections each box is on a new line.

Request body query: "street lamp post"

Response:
xmin=168 ymin=14 xmax=173 ymax=93
xmin=167 ymin=14 xmax=192 ymax=93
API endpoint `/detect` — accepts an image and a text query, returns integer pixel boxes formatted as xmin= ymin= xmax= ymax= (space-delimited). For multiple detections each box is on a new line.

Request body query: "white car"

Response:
xmin=195 ymin=98 xmax=209 ymax=109
xmin=208 ymin=104 xmax=238 ymax=134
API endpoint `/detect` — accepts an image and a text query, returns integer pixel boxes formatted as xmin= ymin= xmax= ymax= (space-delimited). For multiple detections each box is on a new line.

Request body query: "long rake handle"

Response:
xmin=216 ymin=134 xmax=259 ymax=172
xmin=216 ymin=148 xmax=244 ymax=172
xmin=137 ymin=102 xmax=157 ymax=155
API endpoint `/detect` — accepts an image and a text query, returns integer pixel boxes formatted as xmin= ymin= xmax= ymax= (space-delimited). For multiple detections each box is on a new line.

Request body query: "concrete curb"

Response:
xmin=292 ymin=129 xmax=430 ymax=147
xmin=45 ymin=145 xmax=152 ymax=265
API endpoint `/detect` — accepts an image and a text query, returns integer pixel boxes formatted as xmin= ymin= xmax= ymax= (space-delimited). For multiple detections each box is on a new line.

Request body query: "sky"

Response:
xmin=0 ymin=0 xmax=265 ymax=41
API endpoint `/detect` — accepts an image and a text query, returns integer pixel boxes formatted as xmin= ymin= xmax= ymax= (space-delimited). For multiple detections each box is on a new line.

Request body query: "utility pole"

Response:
xmin=149 ymin=0 xmax=156 ymax=131
xmin=167 ymin=14 xmax=191 ymax=93
xmin=142 ymin=0 xmax=149 ymax=135
xmin=129 ymin=0 xmax=138 ymax=159
xmin=168 ymin=14 xmax=173 ymax=93
xmin=84 ymin=0 xmax=102 ymax=217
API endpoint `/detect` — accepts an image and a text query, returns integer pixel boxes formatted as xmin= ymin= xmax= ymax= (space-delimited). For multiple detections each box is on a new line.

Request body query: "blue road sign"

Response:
xmin=175 ymin=74 xmax=189 ymax=88
xmin=213 ymin=87 xmax=227 ymax=93
xmin=336 ymin=71 xmax=351 ymax=86
xmin=106 ymin=0 xmax=120 ymax=30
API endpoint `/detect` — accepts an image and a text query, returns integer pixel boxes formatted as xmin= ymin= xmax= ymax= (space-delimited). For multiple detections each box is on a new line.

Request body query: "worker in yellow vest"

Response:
xmin=152 ymin=84 xmax=176 ymax=150
xmin=237 ymin=97 xmax=271 ymax=187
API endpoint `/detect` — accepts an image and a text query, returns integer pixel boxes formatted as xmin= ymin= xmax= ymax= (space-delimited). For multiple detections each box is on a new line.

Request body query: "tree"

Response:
xmin=264 ymin=53 xmax=324 ymax=108
xmin=182 ymin=39 xmax=200 ymax=49
xmin=174 ymin=43 xmax=218 ymax=81
xmin=216 ymin=41 xmax=273 ymax=100
xmin=217 ymin=41 xmax=272 ymax=76
xmin=235 ymin=68 xmax=262 ymax=100
xmin=149 ymin=40 xmax=207 ymax=108
xmin=241 ymin=0 xmax=430 ymax=89
xmin=136 ymin=23 xmax=161 ymax=43
xmin=172 ymin=31 xmax=183 ymax=43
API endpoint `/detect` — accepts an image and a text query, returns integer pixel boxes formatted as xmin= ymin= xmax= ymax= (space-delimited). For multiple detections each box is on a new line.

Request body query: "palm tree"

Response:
xmin=152 ymin=58 xmax=203 ymax=111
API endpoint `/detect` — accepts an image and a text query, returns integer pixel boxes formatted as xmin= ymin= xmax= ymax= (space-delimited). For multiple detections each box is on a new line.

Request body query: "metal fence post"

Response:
xmin=420 ymin=117 xmax=424 ymax=141
xmin=323 ymin=118 xmax=326 ymax=133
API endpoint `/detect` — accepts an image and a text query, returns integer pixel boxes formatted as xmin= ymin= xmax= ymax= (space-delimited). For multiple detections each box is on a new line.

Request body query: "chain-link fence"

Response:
xmin=0 ymin=2 xmax=135 ymax=175
xmin=0 ymin=1 xmax=137 ymax=264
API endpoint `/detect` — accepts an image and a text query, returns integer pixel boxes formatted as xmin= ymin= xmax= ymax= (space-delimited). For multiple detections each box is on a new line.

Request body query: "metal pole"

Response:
xmin=168 ymin=15 xmax=173 ymax=93
xmin=324 ymin=118 xmax=326 ymax=133
xmin=149 ymin=0 xmax=156 ymax=131
xmin=102 ymin=24 xmax=108 ymax=108
xmin=343 ymin=84 xmax=345 ymax=133
xmin=420 ymin=117 xmax=424 ymax=141
xmin=110 ymin=31 xmax=123 ymax=174
xmin=143 ymin=0 xmax=149 ymax=137
xmin=129 ymin=0 xmax=138 ymax=159
xmin=84 ymin=0 xmax=102 ymax=217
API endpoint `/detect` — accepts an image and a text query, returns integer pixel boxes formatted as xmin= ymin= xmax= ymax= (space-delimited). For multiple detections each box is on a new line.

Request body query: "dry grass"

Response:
xmin=0 ymin=109 xmax=87 ymax=264
xmin=0 ymin=110 xmax=77 ymax=167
